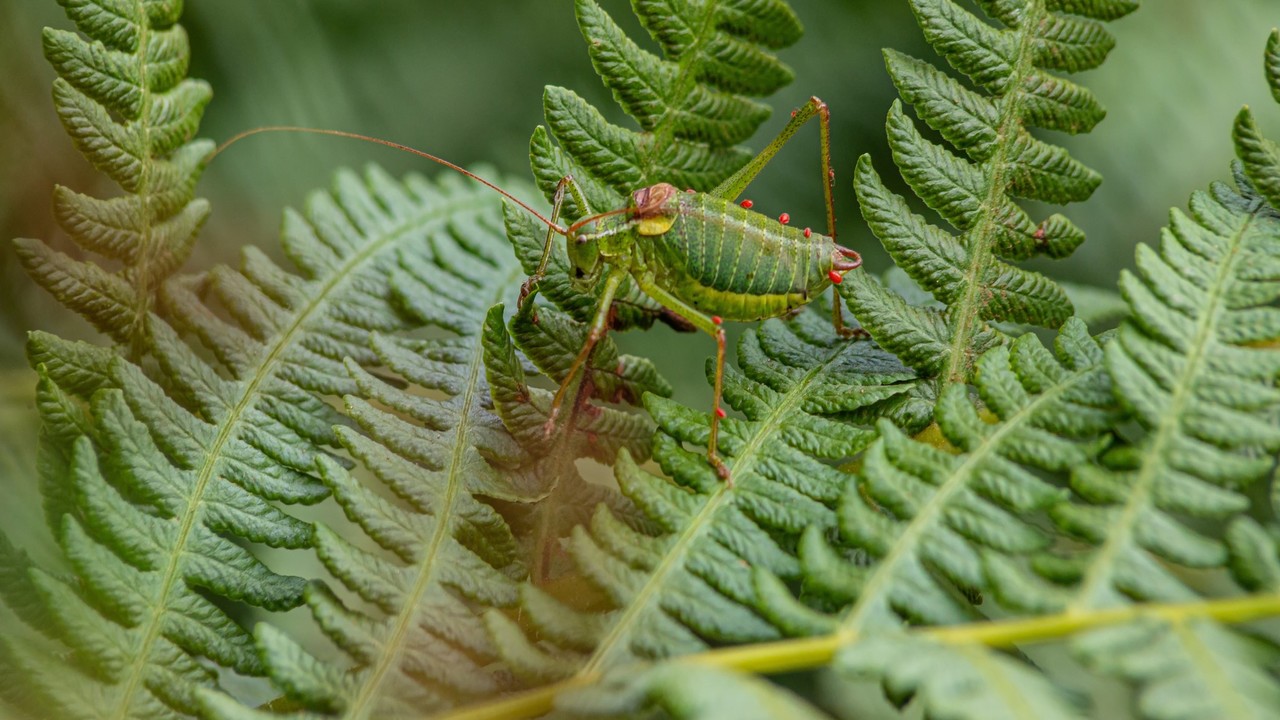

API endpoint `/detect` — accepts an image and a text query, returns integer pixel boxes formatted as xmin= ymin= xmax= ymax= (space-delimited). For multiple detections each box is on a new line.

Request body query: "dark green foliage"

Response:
xmin=844 ymin=0 xmax=1135 ymax=386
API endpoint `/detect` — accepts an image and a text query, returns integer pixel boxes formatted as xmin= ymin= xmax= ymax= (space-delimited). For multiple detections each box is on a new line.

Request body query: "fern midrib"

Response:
xmin=941 ymin=0 xmax=1047 ymax=385
xmin=1069 ymin=207 xmax=1256 ymax=611
xmin=581 ymin=335 xmax=858 ymax=673
xmin=641 ymin=0 xmax=721 ymax=181
xmin=107 ymin=191 xmax=494 ymax=719
xmin=837 ymin=362 xmax=1103 ymax=637
xmin=110 ymin=5 xmax=161 ymax=714
xmin=344 ymin=260 xmax=522 ymax=719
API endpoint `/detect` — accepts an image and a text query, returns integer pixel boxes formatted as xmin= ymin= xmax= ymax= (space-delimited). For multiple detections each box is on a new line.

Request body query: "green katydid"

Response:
xmin=214 ymin=96 xmax=863 ymax=481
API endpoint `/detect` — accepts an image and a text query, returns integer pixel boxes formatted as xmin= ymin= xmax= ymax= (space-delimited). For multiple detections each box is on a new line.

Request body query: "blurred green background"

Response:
xmin=0 ymin=0 xmax=1277 ymax=483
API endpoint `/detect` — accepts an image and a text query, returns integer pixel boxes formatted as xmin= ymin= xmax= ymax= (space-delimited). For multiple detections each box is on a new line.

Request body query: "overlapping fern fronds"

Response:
xmin=13 ymin=0 xmax=212 ymax=356
xmin=486 ymin=315 xmax=914 ymax=681
xmin=197 ymin=180 xmax=542 ymax=718
xmin=982 ymin=38 xmax=1280 ymax=717
xmin=484 ymin=0 xmax=809 ymax=572
xmin=2 ymin=163 xmax=514 ymax=718
xmin=843 ymin=0 xmax=1136 ymax=385
xmin=986 ymin=167 xmax=1280 ymax=717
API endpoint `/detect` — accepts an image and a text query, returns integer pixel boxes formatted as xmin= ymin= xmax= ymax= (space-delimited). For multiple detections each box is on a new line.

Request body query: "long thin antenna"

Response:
xmin=211 ymin=125 xmax=568 ymax=234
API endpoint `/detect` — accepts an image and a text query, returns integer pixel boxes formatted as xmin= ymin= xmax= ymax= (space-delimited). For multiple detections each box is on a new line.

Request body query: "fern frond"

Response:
xmin=485 ymin=315 xmax=913 ymax=681
xmin=992 ymin=178 xmax=1280 ymax=615
xmin=196 ymin=178 xmax=541 ymax=719
xmin=1073 ymin=618 xmax=1280 ymax=719
xmin=844 ymin=0 xmax=1135 ymax=386
xmin=1235 ymin=30 xmax=1280 ymax=211
xmin=2 ymin=168 xmax=512 ymax=718
xmin=986 ymin=175 xmax=1280 ymax=718
xmin=14 ymin=0 xmax=212 ymax=354
xmin=756 ymin=319 xmax=1115 ymax=637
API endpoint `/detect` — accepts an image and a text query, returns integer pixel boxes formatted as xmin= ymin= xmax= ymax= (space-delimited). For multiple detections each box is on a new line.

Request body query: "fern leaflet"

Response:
xmin=13 ymin=0 xmax=212 ymax=356
xmin=843 ymin=0 xmax=1135 ymax=386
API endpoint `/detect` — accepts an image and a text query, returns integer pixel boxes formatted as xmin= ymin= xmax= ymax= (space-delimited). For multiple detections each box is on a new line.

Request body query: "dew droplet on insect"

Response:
xmin=740 ymin=199 xmax=753 ymax=209
xmin=779 ymin=212 xmax=790 ymax=224
xmin=828 ymin=270 xmax=844 ymax=284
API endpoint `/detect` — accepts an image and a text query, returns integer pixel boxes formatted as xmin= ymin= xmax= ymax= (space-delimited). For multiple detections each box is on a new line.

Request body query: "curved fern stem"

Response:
xmin=430 ymin=591 xmax=1280 ymax=720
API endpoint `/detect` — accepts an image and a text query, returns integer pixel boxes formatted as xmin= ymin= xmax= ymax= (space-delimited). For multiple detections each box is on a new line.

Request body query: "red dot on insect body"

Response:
xmin=779 ymin=213 xmax=790 ymax=224
xmin=715 ymin=407 xmax=727 ymax=419
xmin=790 ymin=110 xmax=797 ymax=117
xmin=712 ymin=315 xmax=723 ymax=325
xmin=740 ymin=199 xmax=753 ymax=209
xmin=829 ymin=170 xmax=835 ymax=178
xmin=686 ymin=188 xmax=695 ymax=193
xmin=803 ymin=227 xmax=812 ymax=238
xmin=829 ymin=270 xmax=844 ymax=284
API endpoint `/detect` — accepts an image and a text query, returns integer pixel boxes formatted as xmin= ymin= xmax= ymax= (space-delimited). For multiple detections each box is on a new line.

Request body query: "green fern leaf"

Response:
xmin=486 ymin=315 xmax=913 ymax=681
xmin=482 ymin=303 xmax=663 ymax=582
xmin=1073 ymin=619 xmax=1280 ymax=720
xmin=845 ymin=0 xmax=1133 ymax=386
xmin=15 ymin=0 xmax=212 ymax=353
xmin=987 ymin=175 xmax=1280 ymax=719
xmin=755 ymin=319 xmax=1115 ymax=637
xmin=2 ymin=168 xmax=515 ymax=718
xmin=194 ymin=186 xmax=547 ymax=718
xmin=1235 ymin=30 xmax=1280 ymax=211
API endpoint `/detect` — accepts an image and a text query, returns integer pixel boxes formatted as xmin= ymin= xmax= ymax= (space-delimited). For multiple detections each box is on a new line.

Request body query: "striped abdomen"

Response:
xmin=637 ymin=193 xmax=853 ymax=321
